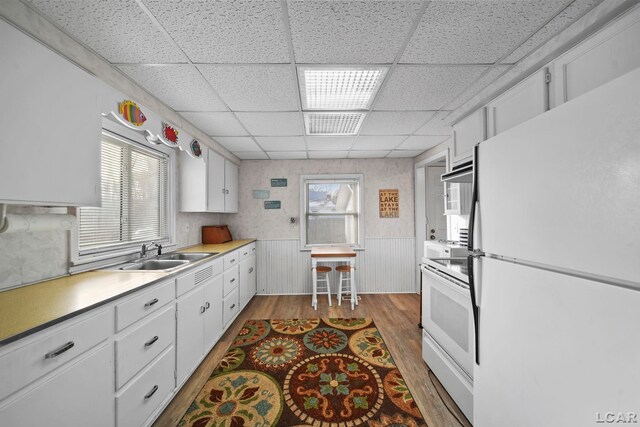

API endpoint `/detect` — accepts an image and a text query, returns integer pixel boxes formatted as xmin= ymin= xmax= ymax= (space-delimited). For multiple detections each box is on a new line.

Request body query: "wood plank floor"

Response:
xmin=153 ymin=294 xmax=472 ymax=427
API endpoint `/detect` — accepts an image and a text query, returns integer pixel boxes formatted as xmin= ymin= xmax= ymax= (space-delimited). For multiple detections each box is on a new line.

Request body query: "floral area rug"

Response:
xmin=178 ymin=318 xmax=427 ymax=427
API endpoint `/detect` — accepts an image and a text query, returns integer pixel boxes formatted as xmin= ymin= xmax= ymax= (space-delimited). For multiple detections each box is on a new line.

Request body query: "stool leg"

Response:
xmin=327 ymin=274 xmax=332 ymax=306
xmin=312 ymin=267 xmax=318 ymax=310
xmin=338 ymin=272 xmax=343 ymax=306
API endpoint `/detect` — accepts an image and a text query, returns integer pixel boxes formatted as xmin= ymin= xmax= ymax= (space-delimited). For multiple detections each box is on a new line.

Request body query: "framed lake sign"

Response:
xmin=379 ymin=189 xmax=399 ymax=218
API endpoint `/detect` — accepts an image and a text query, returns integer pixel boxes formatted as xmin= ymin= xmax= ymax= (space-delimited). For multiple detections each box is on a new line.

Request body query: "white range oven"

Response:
xmin=420 ymin=257 xmax=474 ymax=421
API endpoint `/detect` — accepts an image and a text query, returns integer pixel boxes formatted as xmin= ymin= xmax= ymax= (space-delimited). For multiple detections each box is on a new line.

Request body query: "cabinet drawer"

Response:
xmin=223 ymin=264 xmax=239 ymax=296
xmin=116 ymin=280 xmax=174 ymax=331
xmin=238 ymin=243 xmax=255 ymax=260
xmin=0 ymin=309 xmax=112 ymax=402
xmin=176 ymin=258 xmax=222 ymax=297
xmin=117 ymin=346 xmax=175 ymax=427
xmin=223 ymin=287 xmax=239 ymax=327
xmin=223 ymin=250 xmax=239 ymax=270
xmin=115 ymin=305 xmax=175 ymax=388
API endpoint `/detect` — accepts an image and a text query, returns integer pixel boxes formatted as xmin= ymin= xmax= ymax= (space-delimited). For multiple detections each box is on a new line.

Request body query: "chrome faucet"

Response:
xmin=141 ymin=242 xmax=162 ymax=258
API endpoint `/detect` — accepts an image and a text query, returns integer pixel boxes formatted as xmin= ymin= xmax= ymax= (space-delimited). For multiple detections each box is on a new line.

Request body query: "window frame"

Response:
xmin=300 ymin=173 xmax=364 ymax=249
xmin=70 ymin=119 xmax=177 ymax=269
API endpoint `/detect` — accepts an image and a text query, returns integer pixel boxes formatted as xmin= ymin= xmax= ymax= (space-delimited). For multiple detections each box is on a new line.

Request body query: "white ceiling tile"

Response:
xmin=374 ymin=66 xmax=488 ymax=110
xmin=118 ymin=65 xmax=227 ymax=111
xmin=254 ymin=137 xmax=306 ymax=152
xmin=267 ymin=151 xmax=308 ymax=160
xmin=144 ymin=0 xmax=289 ymax=63
xmin=236 ymin=113 xmax=304 ymax=136
xmin=348 ymin=151 xmax=390 ymax=158
xmin=445 ymin=66 xmax=510 ymax=110
xmin=360 ymin=112 xmax=434 ymax=135
xmin=198 ymin=65 xmax=299 ymax=111
xmin=180 ymin=112 xmax=247 ymax=136
xmin=351 ymin=136 xmax=407 ymax=151
xmin=29 ymin=0 xmax=186 ymax=63
xmin=308 ymin=151 xmax=350 ymax=159
xmin=288 ymin=0 xmax=423 ymax=63
xmin=502 ymin=0 xmax=603 ymax=63
xmin=212 ymin=137 xmax=260 ymax=152
xmin=387 ymin=150 xmax=425 ymax=158
xmin=397 ymin=135 xmax=450 ymax=151
xmin=235 ymin=151 xmax=269 ymax=160
xmin=306 ymin=137 xmax=356 ymax=151
xmin=402 ymin=0 xmax=572 ymax=64
xmin=414 ymin=111 xmax=454 ymax=134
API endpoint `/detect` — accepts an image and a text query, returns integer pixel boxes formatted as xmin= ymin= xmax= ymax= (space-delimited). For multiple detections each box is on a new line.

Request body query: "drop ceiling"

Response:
xmin=27 ymin=0 xmax=603 ymax=159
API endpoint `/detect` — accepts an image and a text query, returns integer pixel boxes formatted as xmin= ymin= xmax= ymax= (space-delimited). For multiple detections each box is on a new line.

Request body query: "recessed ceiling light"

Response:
xmin=304 ymin=112 xmax=366 ymax=136
xmin=299 ymin=67 xmax=387 ymax=110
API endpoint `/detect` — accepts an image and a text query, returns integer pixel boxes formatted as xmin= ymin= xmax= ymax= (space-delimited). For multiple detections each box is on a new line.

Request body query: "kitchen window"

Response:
xmin=76 ymin=130 xmax=170 ymax=259
xmin=300 ymin=174 xmax=364 ymax=248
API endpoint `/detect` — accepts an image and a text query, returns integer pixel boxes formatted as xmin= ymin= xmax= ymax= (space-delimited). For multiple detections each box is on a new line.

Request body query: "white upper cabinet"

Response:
xmin=551 ymin=6 xmax=640 ymax=107
xmin=180 ymin=148 xmax=238 ymax=213
xmin=452 ymin=108 xmax=486 ymax=165
xmin=0 ymin=20 xmax=101 ymax=206
xmin=486 ymin=68 xmax=549 ymax=138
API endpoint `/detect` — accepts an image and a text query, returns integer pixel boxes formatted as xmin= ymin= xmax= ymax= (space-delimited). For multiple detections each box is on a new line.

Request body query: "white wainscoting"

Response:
xmin=256 ymin=238 xmax=416 ymax=295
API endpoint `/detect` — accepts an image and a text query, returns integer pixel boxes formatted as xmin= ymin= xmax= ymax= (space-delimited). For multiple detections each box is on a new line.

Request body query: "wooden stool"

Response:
xmin=336 ymin=265 xmax=358 ymax=310
xmin=312 ymin=266 xmax=332 ymax=310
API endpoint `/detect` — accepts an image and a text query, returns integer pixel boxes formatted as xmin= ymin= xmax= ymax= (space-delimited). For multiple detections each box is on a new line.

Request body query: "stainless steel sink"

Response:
xmin=157 ymin=252 xmax=217 ymax=262
xmin=116 ymin=259 xmax=188 ymax=271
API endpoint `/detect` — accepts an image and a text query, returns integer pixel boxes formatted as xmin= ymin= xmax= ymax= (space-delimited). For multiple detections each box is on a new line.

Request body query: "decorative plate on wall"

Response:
xmin=118 ymin=100 xmax=146 ymax=127
xmin=190 ymin=139 xmax=202 ymax=158
xmin=160 ymin=122 xmax=179 ymax=146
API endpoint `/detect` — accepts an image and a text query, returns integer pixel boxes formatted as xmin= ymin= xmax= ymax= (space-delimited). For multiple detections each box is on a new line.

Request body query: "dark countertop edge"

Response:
xmin=0 ymin=239 xmax=256 ymax=348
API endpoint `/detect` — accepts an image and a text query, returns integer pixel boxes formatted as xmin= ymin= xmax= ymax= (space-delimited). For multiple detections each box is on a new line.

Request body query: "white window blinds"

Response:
xmin=78 ymin=132 xmax=168 ymax=254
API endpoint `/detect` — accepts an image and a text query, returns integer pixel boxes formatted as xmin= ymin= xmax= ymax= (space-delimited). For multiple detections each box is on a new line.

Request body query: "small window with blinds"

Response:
xmin=300 ymin=174 xmax=364 ymax=248
xmin=78 ymin=132 xmax=169 ymax=255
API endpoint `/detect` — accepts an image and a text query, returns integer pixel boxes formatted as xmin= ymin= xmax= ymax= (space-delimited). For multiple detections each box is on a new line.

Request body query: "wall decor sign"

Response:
xmin=271 ymin=178 xmax=287 ymax=187
xmin=118 ymin=100 xmax=146 ymax=126
xmin=264 ymin=200 xmax=281 ymax=209
xmin=253 ymin=190 xmax=270 ymax=199
xmin=379 ymin=189 xmax=399 ymax=218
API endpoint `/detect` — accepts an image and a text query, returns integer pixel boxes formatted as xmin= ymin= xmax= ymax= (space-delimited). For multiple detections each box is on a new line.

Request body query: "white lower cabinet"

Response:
xmin=0 ymin=343 xmax=114 ymax=427
xmin=223 ymin=286 xmax=240 ymax=327
xmin=239 ymin=255 xmax=257 ymax=310
xmin=176 ymin=272 xmax=224 ymax=386
xmin=116 ymin=346 xmax=176 ymax=427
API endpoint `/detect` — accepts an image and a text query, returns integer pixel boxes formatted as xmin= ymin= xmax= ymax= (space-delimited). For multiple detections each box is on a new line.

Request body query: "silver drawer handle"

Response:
xmin=222 ymin=188 xmax=226 ymax=194
xmin=243 ymin=252 xmax=248 ymax=256
xmin=230 ymin=278 xmax=236 ymax=283
xmin=144 ymin=336 xmax=159 ymax=348
xmin=205 ymin=301 xmax=210 ymax=309
xmin=249 ymin=267 xmax=254 ymax=273
xmin=144 ymin=298 xmax=159 ymax=308
xmin=144 ymin=385 xmax=158 ymax=399
xmin=230 ymin=259 xmax=236 ymax=263
xmin=230 ymin=304 xmax=236 ymax=310
xmin=200 ymin=306 xmax=206 ymax=314
xmin=45 ymin=341 xmax=75 ymax=359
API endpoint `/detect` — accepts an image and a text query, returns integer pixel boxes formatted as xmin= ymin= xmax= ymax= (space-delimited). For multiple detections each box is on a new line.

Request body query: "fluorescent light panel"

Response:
xmin=299 ymin=67 xmax=387 ymax=110
xmin=304 ymin=112 xmax=366 ymax=136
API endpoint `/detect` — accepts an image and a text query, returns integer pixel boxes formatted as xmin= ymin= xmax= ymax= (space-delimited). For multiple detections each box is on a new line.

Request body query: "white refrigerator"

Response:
xmin=470 ymin=67 xmax=640 ymax=427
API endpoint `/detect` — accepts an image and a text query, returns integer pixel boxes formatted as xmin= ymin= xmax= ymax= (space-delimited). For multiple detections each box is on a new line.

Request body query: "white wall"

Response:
xmin=226 ymin=158 xmax=417 ymax=295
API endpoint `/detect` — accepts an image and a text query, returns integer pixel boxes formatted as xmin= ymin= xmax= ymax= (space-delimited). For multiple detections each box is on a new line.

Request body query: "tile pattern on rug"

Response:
xmin=178 ymin=318 xmax=427 ymax=427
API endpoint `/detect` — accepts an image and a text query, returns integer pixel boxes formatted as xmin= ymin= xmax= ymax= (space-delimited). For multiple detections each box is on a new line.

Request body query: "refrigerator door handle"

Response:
xmin=468 ymin=143 xmax=481 ymax=365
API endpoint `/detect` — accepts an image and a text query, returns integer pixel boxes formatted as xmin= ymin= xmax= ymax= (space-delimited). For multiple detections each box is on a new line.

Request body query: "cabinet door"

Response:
xmin=0 ymin=20 xmax=101 ymax=206
xmin=179 ymin=151 xmax=208 ymax=212
xmin=203 ymin=274 xmax=224 ymax=351
xmin=0 ymin=344 xmax=114 ymax=427
xmin=224 ymin=159 xmax=239 ymax=213
xmin=239 ymin=256 xmax=257 ymax=310
xmin=207 ymin=149 xmax=226 ymax=212
xmin=452 ymin=108 xmax=486 ymax=165
xmin=551 ymin=7 xmax=640 ymax=107
xmin=176 ymin=288 xmax=204 ymax=385
xmin=487 ymin=69 xmax=548 ymax=138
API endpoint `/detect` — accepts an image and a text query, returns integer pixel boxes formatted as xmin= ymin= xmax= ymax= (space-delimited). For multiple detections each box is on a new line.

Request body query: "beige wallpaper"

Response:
xmin=226 ymin=159 xmax=415 ymax=240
